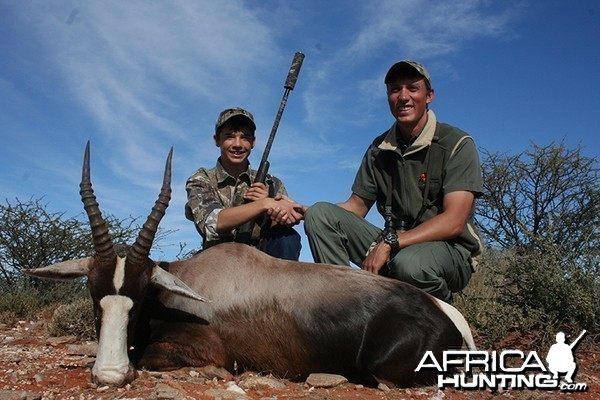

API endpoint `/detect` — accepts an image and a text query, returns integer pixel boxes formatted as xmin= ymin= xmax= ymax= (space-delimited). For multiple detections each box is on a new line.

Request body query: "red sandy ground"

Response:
xmin=0 ymin=319 xmax=597 ymax=400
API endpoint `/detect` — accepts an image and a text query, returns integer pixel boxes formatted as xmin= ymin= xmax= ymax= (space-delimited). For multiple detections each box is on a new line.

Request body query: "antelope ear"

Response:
xmin=22 ymin=257 xmax=93 ymax=280
xmin=150 ymin=266 xmax=211 ymax=303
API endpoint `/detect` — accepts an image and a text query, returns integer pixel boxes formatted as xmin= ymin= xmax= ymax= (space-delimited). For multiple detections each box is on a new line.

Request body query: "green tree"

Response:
xmin=463 ymin=141 xmax=599 ymax=346
xmin=478 ymin=141 xmax=598 ymax=258
xmin=0 ymin=198 xmax=141 ymax=316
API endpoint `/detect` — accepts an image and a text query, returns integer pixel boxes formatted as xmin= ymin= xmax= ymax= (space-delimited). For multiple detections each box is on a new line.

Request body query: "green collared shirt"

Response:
xmin=352 ymin=110 xmax=484 ymax=256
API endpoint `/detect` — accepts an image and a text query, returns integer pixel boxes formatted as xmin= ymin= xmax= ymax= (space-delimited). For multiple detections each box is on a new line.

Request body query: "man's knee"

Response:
xmin=304 ymin=202 xmax=338 ymax=233
xmin=387 ymin=249 xmax=451 ymax=300
xmin=387 ymin=253 xmax=429 ymax=284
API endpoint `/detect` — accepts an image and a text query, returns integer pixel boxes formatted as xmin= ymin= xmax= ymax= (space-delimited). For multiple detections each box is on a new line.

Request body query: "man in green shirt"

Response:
xmin=304 ymin=60 xmax=483 ymax=301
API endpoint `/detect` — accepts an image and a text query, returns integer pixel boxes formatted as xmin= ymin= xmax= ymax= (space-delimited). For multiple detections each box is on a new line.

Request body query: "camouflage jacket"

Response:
xmin=185 ymin=158 xmax=287 ymax=248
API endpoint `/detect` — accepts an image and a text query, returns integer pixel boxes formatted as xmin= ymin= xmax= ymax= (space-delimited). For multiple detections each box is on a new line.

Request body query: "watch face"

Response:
xmin=384 ymin=232 xmax=398 ymax=244
xmin=383 ymin=231 xmax=399 ymax=253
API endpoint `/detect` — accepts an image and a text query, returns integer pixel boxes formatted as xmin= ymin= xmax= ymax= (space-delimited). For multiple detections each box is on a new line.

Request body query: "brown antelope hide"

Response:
xmin=24 ymin=142 xmax=476 ymax=388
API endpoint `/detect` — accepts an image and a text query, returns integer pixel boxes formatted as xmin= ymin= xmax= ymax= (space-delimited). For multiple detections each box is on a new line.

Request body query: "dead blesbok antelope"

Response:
xmin=24 ymin=142 xmax=476 ymax=388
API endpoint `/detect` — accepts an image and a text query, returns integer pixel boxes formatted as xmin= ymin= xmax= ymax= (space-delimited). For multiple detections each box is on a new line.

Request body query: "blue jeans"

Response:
xmin=264 ymin=225 xmax=302 ymax=261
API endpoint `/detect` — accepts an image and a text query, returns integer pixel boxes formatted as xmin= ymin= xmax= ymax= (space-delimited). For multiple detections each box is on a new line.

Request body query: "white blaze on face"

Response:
xmin=92 ymin=295 xmax=133 ymax=386
xmin=92 ymin=257 xmax=134 ymax=387
xmin=113 ymin=256 xmax=126 ymax=292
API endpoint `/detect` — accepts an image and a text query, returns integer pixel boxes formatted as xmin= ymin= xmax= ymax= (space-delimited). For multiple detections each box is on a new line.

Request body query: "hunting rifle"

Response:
xmin=569 ymin=330 xmax=587 ymax=349
xmin=235 ymin=52 xmax=305 ymax=244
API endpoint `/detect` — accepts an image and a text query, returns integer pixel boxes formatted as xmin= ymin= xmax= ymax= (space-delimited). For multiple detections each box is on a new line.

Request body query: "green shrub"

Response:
xmin=47 ymin=296 xmax=95 ymax=340
xmin=503 ymin=245 xmax=598 ymax=336
xmin=455 ymin=247 xmax=599 ymax=349
xmin=0 ymin=291 xmax=42 ymax=319
xmin=0 ymin=276 xmax=87 ymax=318
xmin=454 ymin=250 xmax=520 ymax=348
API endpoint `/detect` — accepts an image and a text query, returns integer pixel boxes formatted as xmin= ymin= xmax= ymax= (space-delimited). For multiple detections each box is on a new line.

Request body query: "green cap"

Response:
xmin=215 ymin=107 xmax=256 ymax=134
xmin=384 ymin=60 xmax=431 ymax=87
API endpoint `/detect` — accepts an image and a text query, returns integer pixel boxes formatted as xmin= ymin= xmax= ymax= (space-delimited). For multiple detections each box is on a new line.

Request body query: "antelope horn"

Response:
xmin=80 ymin=141 xmax=116 ymax=260
xmin=128 ymin=148 xmax=173 ymax=264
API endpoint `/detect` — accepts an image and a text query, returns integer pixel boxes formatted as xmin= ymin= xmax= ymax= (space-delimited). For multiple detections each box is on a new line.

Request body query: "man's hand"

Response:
xmin=215 ymin=190 xmax=304 ymax=232
xmin=266 ymin=194 xmax=305 ymax=226
xmin=362 ymin=241 xmax=391 ymax=275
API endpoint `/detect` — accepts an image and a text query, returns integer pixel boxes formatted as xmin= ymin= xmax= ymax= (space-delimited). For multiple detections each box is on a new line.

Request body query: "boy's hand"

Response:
xmin=267 ymin=195 xmax=306 ymax=226
xmin=243 ymin=183 xmax=269 ymax=201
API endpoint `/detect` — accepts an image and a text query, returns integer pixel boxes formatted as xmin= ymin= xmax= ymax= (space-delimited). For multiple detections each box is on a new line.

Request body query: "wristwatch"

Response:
xmin=382 ymin=230 xmax=400 ymax=255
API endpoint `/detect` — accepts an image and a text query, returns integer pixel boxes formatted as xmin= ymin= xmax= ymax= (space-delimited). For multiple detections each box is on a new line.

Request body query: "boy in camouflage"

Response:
xmin=185 ymin=107 xmax=303 ymax=260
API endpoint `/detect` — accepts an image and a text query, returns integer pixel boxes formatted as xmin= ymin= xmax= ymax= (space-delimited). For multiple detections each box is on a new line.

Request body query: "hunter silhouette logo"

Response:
xmin=415 ymin=330 xmax=589 ymax=392
xmin=546 ymin=330 xmax=586 ymax=384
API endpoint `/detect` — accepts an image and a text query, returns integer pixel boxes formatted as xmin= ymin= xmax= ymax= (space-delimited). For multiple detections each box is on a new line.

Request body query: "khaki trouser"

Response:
xmin=304 ymin=202 xmax=472 ymax=302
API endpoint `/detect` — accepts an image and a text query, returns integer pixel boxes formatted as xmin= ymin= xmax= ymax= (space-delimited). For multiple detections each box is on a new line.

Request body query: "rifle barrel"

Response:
xmin=569 ymin=329 xmax=587 ymax=349
xmin=235 ymin=52 xmax=305 ymax=244
xmin=258 ymin=52 xmax=305 ymax=180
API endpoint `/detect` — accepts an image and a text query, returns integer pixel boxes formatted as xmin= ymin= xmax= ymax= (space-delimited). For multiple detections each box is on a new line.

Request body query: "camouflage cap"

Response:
xmin=384 ymin=60 xmax=431 ymax=88
xmin=215 ymin=107 xmax=256 ymax=134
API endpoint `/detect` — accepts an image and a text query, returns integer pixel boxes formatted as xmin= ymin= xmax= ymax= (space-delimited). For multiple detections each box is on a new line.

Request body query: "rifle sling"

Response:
xmin=382 ymin=133 xmax=446 ymax=231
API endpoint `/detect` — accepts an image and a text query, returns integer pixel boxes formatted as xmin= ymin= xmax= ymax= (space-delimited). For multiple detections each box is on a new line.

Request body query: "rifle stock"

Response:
xmin=235 ymin=52 xmax=304 ymax=245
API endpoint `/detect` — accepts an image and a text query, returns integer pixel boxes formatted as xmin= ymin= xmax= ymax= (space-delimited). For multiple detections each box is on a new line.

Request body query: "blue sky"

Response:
xmin=1 ymin=0 xmax=598 ymax=262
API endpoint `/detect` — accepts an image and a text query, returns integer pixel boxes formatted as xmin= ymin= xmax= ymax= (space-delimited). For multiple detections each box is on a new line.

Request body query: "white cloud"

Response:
xmin=346 ymin=0 xmax=515 ymax=60
xmin=300 ymin=0 xmax=518 ymax=145
xmin=12 ymin=0 xmax=281 ymax=178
